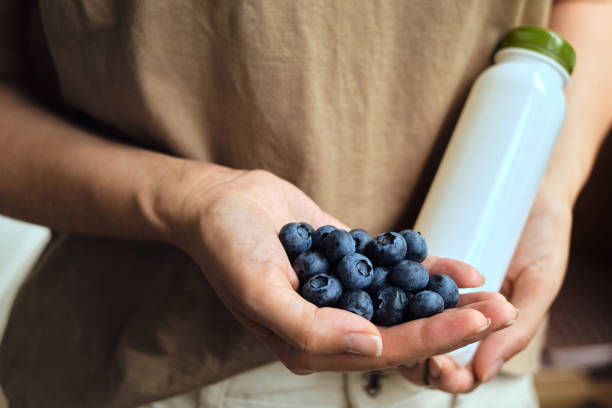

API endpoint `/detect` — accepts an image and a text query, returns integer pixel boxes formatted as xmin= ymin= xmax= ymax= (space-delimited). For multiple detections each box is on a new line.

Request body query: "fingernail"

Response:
xmin=501 ymin=308 xmax=520 ymax=329
xmin=429 ymin=356 xmax=442 ymax=379
xmin=344 ymin=334 xmax=383 ymax=357
xmin=462 ymin=318 xmax=491 ymax=342
xmin=482 ymin=359 xmax=504 ymax=383
xmin=478 ymin=272 xmax=487 ymax=286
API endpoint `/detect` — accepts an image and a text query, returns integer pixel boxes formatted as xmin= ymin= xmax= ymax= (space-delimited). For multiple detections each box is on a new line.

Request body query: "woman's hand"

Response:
xmin=400 ymin=184 xmax=572 ymax=391
xmin=168 ymin=164 xmax=517 ymax=373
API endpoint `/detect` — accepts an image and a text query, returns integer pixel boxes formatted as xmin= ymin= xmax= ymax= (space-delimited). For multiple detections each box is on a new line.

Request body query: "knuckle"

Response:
xmin=489 ymin=292 xmax=508 ymax=303
xmin=293 ymin=323 xmax=316 ymax=353
xmin=291 ymin=307 xmax=319 ymax=353
xmin=419 ymin=322 xmax=434 ymax=353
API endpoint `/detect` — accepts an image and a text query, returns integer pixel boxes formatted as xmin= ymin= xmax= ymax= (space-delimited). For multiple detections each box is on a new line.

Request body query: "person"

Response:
xmin=0 ymin=0 xmax=610 ymax=407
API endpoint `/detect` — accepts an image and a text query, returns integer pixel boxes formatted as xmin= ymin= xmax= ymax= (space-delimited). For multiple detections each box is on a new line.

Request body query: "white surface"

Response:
xmin=0 ymin=215 xmax=51 ymax=343
xmin=414 ymin=48 xmax=568 ymax=365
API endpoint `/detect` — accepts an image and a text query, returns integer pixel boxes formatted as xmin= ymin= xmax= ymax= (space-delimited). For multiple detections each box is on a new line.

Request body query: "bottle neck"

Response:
xmin=494 ymin=47 xmax=570 ymax=89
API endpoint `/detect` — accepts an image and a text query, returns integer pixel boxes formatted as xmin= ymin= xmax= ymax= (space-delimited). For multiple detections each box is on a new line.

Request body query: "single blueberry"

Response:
xmin=372 ymin=286 xmax=408 ymax=326
xmin=426 ymin=274 xmax=459 ymax=309
xmin=389 ymin=260 xmax=429 ymax=292
xmin=300 ymin=273 xmax=343 ymax=307
xmin=312 ymin=225 xmax=337 ymax=250
xmin=337 ymin=253 xmax=374 ymax=290
xmin=407 ymin=290 xmax=444 ymax=320
xmin=321 ymin=229 xmax=356 ymax=264
xmin=367 ymin=266 xmax=389 ymax=295
xmin=399 ymin=229 xmax=428 ymax=262
xmin=302 ymin=223 xmax=315 ymax=235
xmin=337 ymin=290 xmax=374 ymax=321
xmin=279 ymin=222 xmax=312 ymax=260
xmin=293 ymin=251 xmax=330 ymax=283
xmin=366 ymin=232 xmax=407 ymax=266
xmin=350 ymin=229 xmax=372 ymax=254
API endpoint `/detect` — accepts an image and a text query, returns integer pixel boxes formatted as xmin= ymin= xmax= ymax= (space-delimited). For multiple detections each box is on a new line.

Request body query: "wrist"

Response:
xmin=539 ymin=145 xmax=588 ymax=209
xmin=151 ymin=157 xmax=243 ymax=250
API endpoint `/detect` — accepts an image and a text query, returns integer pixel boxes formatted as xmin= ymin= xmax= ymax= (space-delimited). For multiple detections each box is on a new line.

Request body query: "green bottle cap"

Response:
xmin=500 ymin=26 xmax=576 ymax=75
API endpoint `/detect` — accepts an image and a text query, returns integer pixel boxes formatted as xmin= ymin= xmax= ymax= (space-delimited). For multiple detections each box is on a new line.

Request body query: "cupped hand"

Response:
xmin=170 ymin=165 xmax=517 ymax=373
xmin=400 ymin=185 xmax=572 ymax=392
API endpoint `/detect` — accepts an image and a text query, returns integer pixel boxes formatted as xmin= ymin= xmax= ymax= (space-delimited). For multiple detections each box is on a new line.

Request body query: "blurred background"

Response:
xmin=0 ymin=137 xmax=611 ymax=408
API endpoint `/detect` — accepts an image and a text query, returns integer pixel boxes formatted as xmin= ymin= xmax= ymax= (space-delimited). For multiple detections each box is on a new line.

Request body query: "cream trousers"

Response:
xmin=139 ymin=361 xmax=539 ymax=408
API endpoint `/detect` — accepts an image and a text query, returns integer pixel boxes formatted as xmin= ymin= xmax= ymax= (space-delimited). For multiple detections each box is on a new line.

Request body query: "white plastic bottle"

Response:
xmin=413 ymin=26 xmax=575 ymax=365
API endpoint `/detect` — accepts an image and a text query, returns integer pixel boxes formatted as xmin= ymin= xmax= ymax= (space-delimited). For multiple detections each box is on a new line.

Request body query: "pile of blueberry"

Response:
xmin=279 ymin=223 xmax=459 ymax=326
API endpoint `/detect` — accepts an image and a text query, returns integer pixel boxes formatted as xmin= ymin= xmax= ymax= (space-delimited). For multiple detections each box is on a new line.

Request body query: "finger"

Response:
xmin=457 ymin=291 xmax=507 ymax=308
xmin=398 ymin=360 xmax=429 ymax=387
xmin=400 ymin=291 xmax=517 ymax=393
xmin=276 ymin=293 xmax=517 ymax=372
xmin=458 ymin=295 xmax=518 ymax=334
xmin=473 ymin=274 xmax=550 ymax=383
xmin=269 ymin=306 xmax=491 ymax=372
xmin=426 ymin=354 xmax=479 ymax=393
xmin=422 ymin=256 xmax=485 ymax=289
xmin=417 ymin=294 xmax=518 ymax=393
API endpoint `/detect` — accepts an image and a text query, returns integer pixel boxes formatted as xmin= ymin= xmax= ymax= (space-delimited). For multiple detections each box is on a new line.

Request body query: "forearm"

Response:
xmin=0 ymin=82 xmax=222 ymax=244
xmin=545 ymin=0 xmax=612 ymax=204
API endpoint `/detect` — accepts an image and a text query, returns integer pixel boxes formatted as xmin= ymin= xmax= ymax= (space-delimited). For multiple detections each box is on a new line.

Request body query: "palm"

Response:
xmin=500 ymin=189 xmax=572 ymax=305
xmin=179 ymin=169 xmax=515 ymax=374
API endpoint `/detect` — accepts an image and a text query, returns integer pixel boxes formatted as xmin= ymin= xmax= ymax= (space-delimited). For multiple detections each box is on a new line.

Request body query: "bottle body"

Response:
xmin=413 ymin=48 xmax=568 ymax=364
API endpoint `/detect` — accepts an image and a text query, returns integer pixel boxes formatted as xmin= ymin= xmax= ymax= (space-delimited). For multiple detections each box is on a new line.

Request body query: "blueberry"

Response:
xmin=349 ymin=229 xmax=372 ymax=254
xmin=321 ymin=229 xmax=356 ymax=264
xmin=399 ymin=230 xmax=428 ymax=262
xmin=302 ymin=223 xmax=315 ymax=235
xmin=300 ymin=273 xmax=343 ymax=307
xmin=407 ymin=290 xmax=444 ymax=320
xmin=367 ymin=266 xmax=389 ymax=295
xmin=311 ymin=225 xmax=337 ymax=250
xmin=337 ymin=290 xmax=374 ymax=321
xmin=389 ymin=260 xmax=429 ymax=292
xmin=279 ymin=222 xmax=313 ymax=260
xmin=372 ymin=286 xmax=408 ymax=326
xmin=292 ymin=251 xmax=330 ymax=283
xmin=366 ymin=232 xmax=407 ymax=266
xmin=426 ymin=274 xmax=459 ymax=309
xmin=337 ymin=253 xmax=374 ymax=290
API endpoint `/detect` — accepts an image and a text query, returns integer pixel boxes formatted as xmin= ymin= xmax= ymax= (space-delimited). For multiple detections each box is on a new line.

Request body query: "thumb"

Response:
xmin=249 ymin=281 xmax=383 ymax=357
xmin=472 ymin=274 xmax=548 ymax=383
